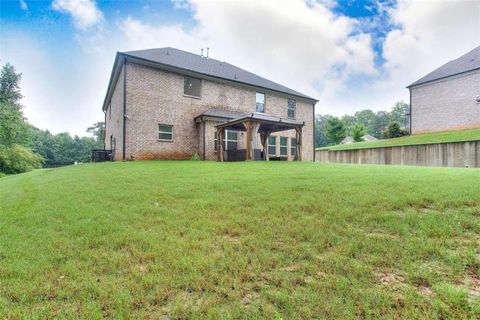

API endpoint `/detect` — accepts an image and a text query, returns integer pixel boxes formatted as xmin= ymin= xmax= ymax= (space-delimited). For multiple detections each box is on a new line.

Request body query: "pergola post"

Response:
xmin=295 ymin=127 xmax=302 ymax=161
xmin=260 ymin=131 xmax=270 ymax=161
xmin=217 ymin=127 xmax=224 ymax=162
xmin=244 ymin=120 xmax=255 ymax=161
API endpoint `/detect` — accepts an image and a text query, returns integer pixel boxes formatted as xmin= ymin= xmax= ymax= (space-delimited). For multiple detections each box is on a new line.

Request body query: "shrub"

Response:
xmin=0 ymin=144 xmax=43 ymax=174
xmin=191 ymin=152 xmax=201 ymax=161
xmin=351 ymin=124 xmax=366 ymax=142
xmin=382 ymin=122 xmax=409 ymax=139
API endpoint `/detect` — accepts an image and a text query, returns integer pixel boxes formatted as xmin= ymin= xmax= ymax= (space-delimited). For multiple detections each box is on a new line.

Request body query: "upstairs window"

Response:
xmin=214 ymin=130 xmax=238 ymax=151
xmin=290 ymin=138 xmax=297 ymax=156
xmin=287 ymin=99 xmax=296 ymax=118
xmin=268 ymin=136 xmax=276 ymax=155
xmin=158 ymin=124 xmax=173 ymax=141
xmin=184 ymin=76 xmax=201 ymax=97
xmin=256 ymin=92 xmax=265 ymax=113
xmin=280 ymin=137 xmax=288 ymax=156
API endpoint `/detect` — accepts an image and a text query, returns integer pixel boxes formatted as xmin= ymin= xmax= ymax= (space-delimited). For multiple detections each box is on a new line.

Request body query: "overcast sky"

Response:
xmin=1 ymin=0 xmax=479 ymax=136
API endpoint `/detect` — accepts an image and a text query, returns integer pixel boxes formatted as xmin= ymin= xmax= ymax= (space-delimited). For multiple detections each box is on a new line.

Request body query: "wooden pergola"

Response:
xmin=215 ymin=113 xmax=305 ymax=161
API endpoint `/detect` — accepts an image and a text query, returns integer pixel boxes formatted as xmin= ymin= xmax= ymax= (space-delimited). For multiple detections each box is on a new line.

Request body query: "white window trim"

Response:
xmin=279 ymin=137 xmax=288 ymax=156
xmin=214 ymin=129 xmax=238 ymax=152
xmin=183 ymin=76 xmax=202 ymax=99
xmin=268 ymin=136 xmax=277 ymax=156
xmin=287 ymin=99 xmax=296 ymax=119
xmin=256 ymin=92 xmax=266 ymax=113
xmin=158 ymin=124 xmax=174 ymax=142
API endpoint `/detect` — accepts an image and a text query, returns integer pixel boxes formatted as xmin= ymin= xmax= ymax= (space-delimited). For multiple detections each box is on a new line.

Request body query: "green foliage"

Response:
xmin=316 ymin=101 xmax=411 ymax=147
xmin=190 ymin=152 xmax=201 ymax=161
xmin=0 ymin=144 xmax=43 ymax=174
xmin=0 ymin=63 xmax=23 ymax=109
xmin=325 ymin=117 xmax=347 ymax=144
xmin=31 ymin=129 xmax=98 ymax=167
xmin=0 ymin=101 xmax=32 ymax=146
xmin=351 ymin=124 xmax=366 ymax=142
xmin=1 ymin=161 xmax=480 ymax=318
xmin=382 ymin=121 xmax=409 ymax=139
xmin=317 ymin=128 xmax=480 ymax=151
xmin=86 ymin=122 xmax=105 ymax=149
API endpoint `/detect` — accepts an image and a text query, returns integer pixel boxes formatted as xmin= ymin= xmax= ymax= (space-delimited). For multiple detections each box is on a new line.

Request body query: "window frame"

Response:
xmin=183 ymin=76 xmax=202 ymax=98
xmin=287 ymin=99 xmax=296 ymax=119
xmin=255 ymin=92 xmax=266 ymax=113
xmin=214 ymin=129 xmax=238 ymax=152
xmin=290 ymin=137 xmax=297 ymax=156
xmin=158 ymin=124 xmax=174 ymax=142
xmin=268 ymin=136 xmax=277 ymax=156
xmin=280 ymin=137 xmax=288 ymax=156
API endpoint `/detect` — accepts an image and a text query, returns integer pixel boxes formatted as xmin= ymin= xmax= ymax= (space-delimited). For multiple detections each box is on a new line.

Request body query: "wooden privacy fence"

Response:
xmin=315 ymin=140 xmax=480 ymax=168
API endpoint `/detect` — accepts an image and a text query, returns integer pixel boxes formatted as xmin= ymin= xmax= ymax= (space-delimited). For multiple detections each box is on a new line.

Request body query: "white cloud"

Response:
xmin=120 ymin=0 xmax=377 ymax=114
xmin=52 ymin=0 xmax=103 ymax=30
xmin=19 ymin=0 xmax=28 ymax=11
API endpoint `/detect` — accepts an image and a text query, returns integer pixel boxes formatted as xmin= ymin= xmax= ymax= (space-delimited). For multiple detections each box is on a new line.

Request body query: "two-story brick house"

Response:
xmin=407 ymin=46 xmax=480 ymax=134
xmin=102 ymin=47 xmax=317 ymax=161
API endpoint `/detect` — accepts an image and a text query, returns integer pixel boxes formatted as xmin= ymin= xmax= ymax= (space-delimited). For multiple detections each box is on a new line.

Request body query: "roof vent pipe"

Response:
xmin=206 ymin=47 xmax=209 ymax=59
xmin=201 ymin=48 xmax=204 ymax=57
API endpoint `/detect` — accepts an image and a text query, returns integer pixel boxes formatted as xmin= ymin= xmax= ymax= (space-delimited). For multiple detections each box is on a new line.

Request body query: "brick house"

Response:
xmin=102 ymin=47 xmax=317 ymax=161
xmin=407 ymin=46 xmax=480 ymax=134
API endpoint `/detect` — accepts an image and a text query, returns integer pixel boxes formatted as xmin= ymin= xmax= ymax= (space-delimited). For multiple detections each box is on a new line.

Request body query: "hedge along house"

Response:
xmin=102 ymin=47 xmax=318 ymax=161
xmin=407 ymin=46 xmax=480 ymax=134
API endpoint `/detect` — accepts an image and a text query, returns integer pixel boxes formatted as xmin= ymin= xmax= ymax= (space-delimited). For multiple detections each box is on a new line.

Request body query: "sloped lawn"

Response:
xmin=0 ymin=161 xmax=479 ymax=319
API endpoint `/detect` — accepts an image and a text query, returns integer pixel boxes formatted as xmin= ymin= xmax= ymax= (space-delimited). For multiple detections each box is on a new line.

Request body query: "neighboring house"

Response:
xmin=340 ymin=135 xmax=378 ymax=144
xmin=102 ymin=47 xmax=317 ymax=161
xmin=407 ymin=46 xmax=480 ymax=134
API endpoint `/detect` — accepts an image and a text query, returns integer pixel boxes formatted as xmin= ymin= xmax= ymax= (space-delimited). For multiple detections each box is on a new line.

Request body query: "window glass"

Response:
xmin=214 ymin=130 xmax=238 ymax=151
xmin=184 ymin=76 xmax=201 ymax=97
xmin=268 ymin=136 xmax=276 ymax=155
xmin=280 ymin=137 xmax=288 ymax=156
xmin=287 ymin=99 xmax=296 ymax=118
xmin=158 ymin=124 xmax=173 ymax=141
xmin=291 ymin=138 xmax=297 ymax=156
xmin=256 ymin=92 xmax=265 ymax=113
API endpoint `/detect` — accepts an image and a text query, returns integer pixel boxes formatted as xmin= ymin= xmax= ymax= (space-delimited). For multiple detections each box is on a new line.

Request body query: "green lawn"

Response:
xmin=318 ymin=128 xmax=480 ymax=151
xmin=1 ymin=161 xmax=479 ymax=319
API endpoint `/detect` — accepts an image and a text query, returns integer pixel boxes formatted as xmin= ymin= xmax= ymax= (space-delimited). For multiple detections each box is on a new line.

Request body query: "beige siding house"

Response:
xmin=408 ymin=46 xmax=480 ymax=134
xmin=103 ymin=47 xmax=317 ymax=161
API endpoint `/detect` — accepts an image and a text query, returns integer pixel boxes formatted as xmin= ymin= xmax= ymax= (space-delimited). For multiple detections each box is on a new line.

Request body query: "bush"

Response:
xmin=0 ymin=144 xmax=43 ymax=174
xmin=382 ymin=122 xmax=409 ymax=139
xmin=190 ymin=152 xmax=201 ymax=161
xmin=351 ymin=124 xmax=366 ymax=142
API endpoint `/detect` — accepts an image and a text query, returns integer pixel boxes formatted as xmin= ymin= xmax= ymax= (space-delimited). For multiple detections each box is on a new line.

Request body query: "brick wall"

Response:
xmin=411 ymin=71 xmax=480 ymax=134
xmin=104 ymin=64 xmax=124 ymax=161
xmin=109 ymin=61 xmax=315 ymax=161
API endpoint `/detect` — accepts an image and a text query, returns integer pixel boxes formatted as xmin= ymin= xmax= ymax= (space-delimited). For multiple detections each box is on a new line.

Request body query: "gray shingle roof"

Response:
xmin=195 ymin=108 xmax=247 ymax=120
xmin=122 ymin=47 xmax=317 ymax=101
xmin=408 ymin=46 xmax=480 ymax=87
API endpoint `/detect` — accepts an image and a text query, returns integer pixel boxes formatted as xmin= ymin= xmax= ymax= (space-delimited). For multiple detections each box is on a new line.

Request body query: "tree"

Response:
xmin=0 ymin=63 xmax=23 ymax=111
xmin=382 ymin=121 xmax=409 ymax=139
xmin=354 ymin=109 xmax=376 ymax=135
xmin=87 ymin=121 xmax=105 ymax=148
xmin=315 ymin=114 xmax=334 ymax=147
xmin=351 ymin=124 xmax=366 ymax=142
xmin=389 ymin=101 xmax=410 ymax=128
xmin=372 ymin=111 xmax=389 ymax=138
xmin=0 ymin=101 xmax=31 ymax=146
xmin=325 ymin=117 xmax=347 ymax=145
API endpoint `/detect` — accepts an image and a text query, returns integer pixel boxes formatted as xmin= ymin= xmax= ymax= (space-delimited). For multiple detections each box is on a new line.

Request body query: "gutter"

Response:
xmin=202 ymin=119 xmax=206 ymax=160
xmin=406 ymin=67 xmax=480 ymax=89
xmin=409 ymin=89 xmax=412 ymax=134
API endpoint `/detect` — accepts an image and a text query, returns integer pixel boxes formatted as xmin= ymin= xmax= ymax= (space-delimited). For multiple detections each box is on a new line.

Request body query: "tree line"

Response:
xmin=315 ymin=102 xmax=410 ymax=147
xmin=0 ymin=62 xmax=104 ymax=175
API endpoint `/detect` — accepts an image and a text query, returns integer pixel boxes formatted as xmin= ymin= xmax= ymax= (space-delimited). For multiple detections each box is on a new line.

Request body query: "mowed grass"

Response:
xmin=1 ymin=161 xmax=479 ymax=319
xmin=317 ymin=128 xmax=480 ymax=151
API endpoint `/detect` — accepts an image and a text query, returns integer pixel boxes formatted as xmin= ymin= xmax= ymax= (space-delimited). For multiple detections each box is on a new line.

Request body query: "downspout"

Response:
xmin=103 ymin=110 xmax=106 ymax=150
xmin=312 ymin=102 xmax=316 ymax=162
xmin=202 ymin=118 xmax=206 ymax=160
xmin=122 ymin=57 xmax=127 ymax=160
